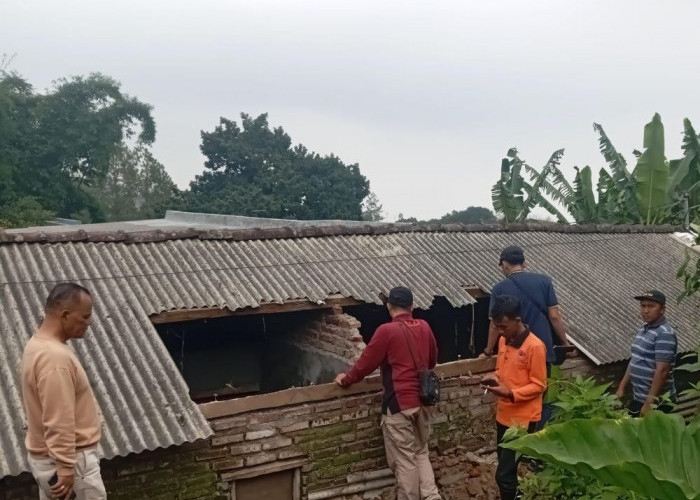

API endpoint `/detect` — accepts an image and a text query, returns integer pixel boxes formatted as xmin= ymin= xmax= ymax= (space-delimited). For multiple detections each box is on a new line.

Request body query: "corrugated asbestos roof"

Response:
xmin=0 ymin=222 xmax=698 ymax=477
xmin=0 ymin=257 xmax=213 ymax=477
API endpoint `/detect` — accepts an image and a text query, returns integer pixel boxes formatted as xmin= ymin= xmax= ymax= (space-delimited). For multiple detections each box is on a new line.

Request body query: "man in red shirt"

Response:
xmin=481 ymin=294 xmax=547 ymax=500
xmin=335 ymin=286 xmax=441 ymax=500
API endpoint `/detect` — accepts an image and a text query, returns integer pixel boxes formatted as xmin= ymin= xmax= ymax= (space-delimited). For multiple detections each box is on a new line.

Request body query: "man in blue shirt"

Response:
xmin=616 ymin=290 xmax=677 ymax=417
xmin=481 ymin=245 xmax=573 ymax=427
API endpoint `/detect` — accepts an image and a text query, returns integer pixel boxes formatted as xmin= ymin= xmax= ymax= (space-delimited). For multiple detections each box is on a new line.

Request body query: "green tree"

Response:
xmin=89 ymin=145 xmax=179 ymax=221
xmin=0 ymin=71 xmax=155 ymax=222
xmin=438 ymin=206 xmax=497 ymax=224
xmin=184 ymin=113 xmax=370 ymax=220
xmin=0 ymin=196 xmax=54 ymax=228
xmin=361 ymin=192 xmax=384 ymax=221
xmin=396 ymin=213 xmax=419 ymax=223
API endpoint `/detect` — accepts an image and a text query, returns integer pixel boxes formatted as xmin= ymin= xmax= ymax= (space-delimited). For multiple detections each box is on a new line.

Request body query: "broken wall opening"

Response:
xmin=343 ymin=295 xmax=491 ymax=363
xmin=155 ymin=307 xmax=364 ymax=403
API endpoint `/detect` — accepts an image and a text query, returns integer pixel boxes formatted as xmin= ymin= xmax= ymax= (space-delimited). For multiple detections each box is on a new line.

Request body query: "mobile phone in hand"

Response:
xmin=47 ymin=472 xmax=76 ymax=499
xmin=481 ymin=378 xmax=499 ymax=387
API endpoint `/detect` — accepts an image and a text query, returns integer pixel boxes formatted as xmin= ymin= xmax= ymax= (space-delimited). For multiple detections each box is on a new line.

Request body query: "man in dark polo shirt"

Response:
xmin=481 ymin=245 xmax=573 ymax=427
xmin=335 ymin=286 xmax=441 ymax=500
xmin=616 ymin=290 xmax=678 ymax=417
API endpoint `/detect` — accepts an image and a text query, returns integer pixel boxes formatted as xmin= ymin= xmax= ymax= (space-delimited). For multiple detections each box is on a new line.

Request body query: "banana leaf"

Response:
xmin=503 ymin=412 xmax=700 ymax=500
xmin=573 ymin=165 xmax=597 ymax=223
xmin=518 ymin=149 xmax=565 ymax=221
xmin=596 ymin=168 xmax=618 ymax=223
xmin=522 ymin=181 xmax=569 ymax=223
xmin=492 ymin=155 xmax=524 ymax=222
xmin=669 ymin=119 xmax=700 ymax=219
xmin=594 ymin=122 xmax=641 ymax=222
xmin=633 ymin=113 xmax=670 ymax=224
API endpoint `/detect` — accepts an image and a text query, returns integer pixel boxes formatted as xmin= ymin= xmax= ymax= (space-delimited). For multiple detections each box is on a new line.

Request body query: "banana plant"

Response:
xmin=492 ymin=148 xmax=568 ymax=223
xmin=494 ymin=115 xmax=700 ymax=225
xmin=503 ymin=412 xmax=700 ymax=500
xmin=669 ymin=119 xmax=700 ymax=221
xmin=492 ymin=148 xmax=525 ymax=223
xmin=633 ymin=113 xmax=671 ymax=224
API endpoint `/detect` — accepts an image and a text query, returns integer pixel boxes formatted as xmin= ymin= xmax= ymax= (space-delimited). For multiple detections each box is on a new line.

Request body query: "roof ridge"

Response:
xmin=0 ymin=222 xmax=684 ymax=245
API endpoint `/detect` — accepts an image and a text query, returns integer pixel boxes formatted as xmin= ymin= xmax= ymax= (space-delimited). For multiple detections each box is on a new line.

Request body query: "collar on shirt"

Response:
xmin=506 ymin=326 xmax=530 ymax=348
xmin=392 ymin=313 xmax=414 ymax=322
xmin=644 ymin=315 xmax=668 ymax=330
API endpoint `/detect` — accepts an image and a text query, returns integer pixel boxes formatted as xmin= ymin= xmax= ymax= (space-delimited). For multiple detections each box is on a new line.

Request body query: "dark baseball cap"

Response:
xmin=388 ymin=286 xmax=413 ymax=308
xmin=499 ymin=245 xmax=525 ymax=265
xmin=634 ymin=290 xmax=666 ymax=305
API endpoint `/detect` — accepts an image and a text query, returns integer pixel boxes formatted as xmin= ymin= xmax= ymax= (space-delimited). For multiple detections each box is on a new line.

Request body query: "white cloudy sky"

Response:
xmin=3 ymin=0 xmax=700 ymax=220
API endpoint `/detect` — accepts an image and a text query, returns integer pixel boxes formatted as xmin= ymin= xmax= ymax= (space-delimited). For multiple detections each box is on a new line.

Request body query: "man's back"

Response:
xmin=344 ymin=313 xmax=438 ymax=414
xmin=490 ymin=271 xmax=557 ymax=362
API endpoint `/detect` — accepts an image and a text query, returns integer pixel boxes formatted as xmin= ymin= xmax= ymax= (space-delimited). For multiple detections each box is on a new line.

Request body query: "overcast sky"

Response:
xmin=3 ymin=0 xmax=700 ymax=221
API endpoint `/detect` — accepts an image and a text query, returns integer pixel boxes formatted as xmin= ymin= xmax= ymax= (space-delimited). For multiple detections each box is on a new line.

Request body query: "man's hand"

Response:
xmin=615 ymin=387 xmax=625 ymax=400
xmin=560 ymin=340 xmax=578 ymax=359
xmin=482 ymin=382 xmax=511 ymax=400
xmin=334 ymin=373 xmax=348 ymax=387
xmin=51 ymin=473 xmax=74 ymax=500
xmin=641 ymin=401 xmax=653 ymax=417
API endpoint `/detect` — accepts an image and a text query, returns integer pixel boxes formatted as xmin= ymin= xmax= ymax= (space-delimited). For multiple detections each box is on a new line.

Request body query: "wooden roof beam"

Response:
xmin=149 ymin=296 xmax=366 ymax=324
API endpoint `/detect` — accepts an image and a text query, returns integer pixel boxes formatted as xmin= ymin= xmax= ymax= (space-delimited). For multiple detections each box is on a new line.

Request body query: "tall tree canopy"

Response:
xmin=0 ymin=71 xmax=156 ymax=224
xmin=88 ymin=145 xmax=179 ymax=222
xmin=438 ymin=206 xmax=497 ymax=224
xmin=184 ymin=113 xmax=371 ymax=220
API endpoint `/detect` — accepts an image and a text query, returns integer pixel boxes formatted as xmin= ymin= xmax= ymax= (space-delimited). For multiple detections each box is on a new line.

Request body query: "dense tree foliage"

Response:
xmin=0 ymin=71 xmax=156 ymax=225
xmin=184 ymin=113 xmax=370 ymax=220
xmin=88 ymin=145 xmax=179 ymax=221
xmin=397 ymin=206 xmax=496 ymax=224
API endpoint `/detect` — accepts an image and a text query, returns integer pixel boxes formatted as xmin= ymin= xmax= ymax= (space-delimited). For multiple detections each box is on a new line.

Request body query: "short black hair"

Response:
xmin=45 ymin=283 xmax=91 ymax=312
xmin=491 ymin=295 xmax=521 ymax=320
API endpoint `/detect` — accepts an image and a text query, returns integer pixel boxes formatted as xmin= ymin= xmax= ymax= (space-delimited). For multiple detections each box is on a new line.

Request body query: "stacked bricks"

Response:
xmin=1 ymin=361 xmax=499 ymax=500
xmin=206 ymin=371 xmax=497 ymax=499
xmin=288 ymin=308 xmax=365 ymax=366
xmin=0 ymin=441 xmax=222 ymax=500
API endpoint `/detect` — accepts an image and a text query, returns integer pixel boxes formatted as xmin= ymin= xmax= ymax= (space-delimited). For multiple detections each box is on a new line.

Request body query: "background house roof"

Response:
xmin=1 ymin=219 xmax=697 ymax=476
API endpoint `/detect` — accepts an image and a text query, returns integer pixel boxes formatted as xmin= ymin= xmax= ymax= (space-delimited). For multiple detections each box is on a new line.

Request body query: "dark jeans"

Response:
xmin=628 ymin=399 xmax=673 ymax=418
xmin=496 ymin=421 xmax=538 ymax=500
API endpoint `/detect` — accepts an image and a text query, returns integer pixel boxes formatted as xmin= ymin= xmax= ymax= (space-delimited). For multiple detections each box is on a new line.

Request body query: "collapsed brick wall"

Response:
xmin=287 ymin=307 xmax=365 ymax=366
xmin=0 ymin=441 xmax=222 ymax=500
xmin=205 ymin=369 xmax=498 ymax=500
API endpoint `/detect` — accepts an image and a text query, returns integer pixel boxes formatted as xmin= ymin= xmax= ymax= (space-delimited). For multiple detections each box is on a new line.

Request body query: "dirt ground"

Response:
xmin=357 ymin=446 xmax=502 ymax=500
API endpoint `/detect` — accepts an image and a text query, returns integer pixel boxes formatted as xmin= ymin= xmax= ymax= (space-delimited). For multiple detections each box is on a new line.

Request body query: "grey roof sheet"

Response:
xmin=0 ymin=250 xmax=213 ymax=478
xmin=5 ymin=210 xmax=393 ymax=235
xmin=1 ymin=224 xmax=698 ymax=475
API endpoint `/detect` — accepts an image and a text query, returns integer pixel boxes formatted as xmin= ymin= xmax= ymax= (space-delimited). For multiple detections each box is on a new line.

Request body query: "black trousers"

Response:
xmin=496 ymin=421 xmax=538 ymax=500
xmin=628 ymin=399 xmax=673 ymax=418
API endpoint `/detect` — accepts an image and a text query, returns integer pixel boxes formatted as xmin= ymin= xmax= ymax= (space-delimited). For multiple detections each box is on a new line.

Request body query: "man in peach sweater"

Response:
xmin=20 ymin=283 xmax=105 ymax=500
